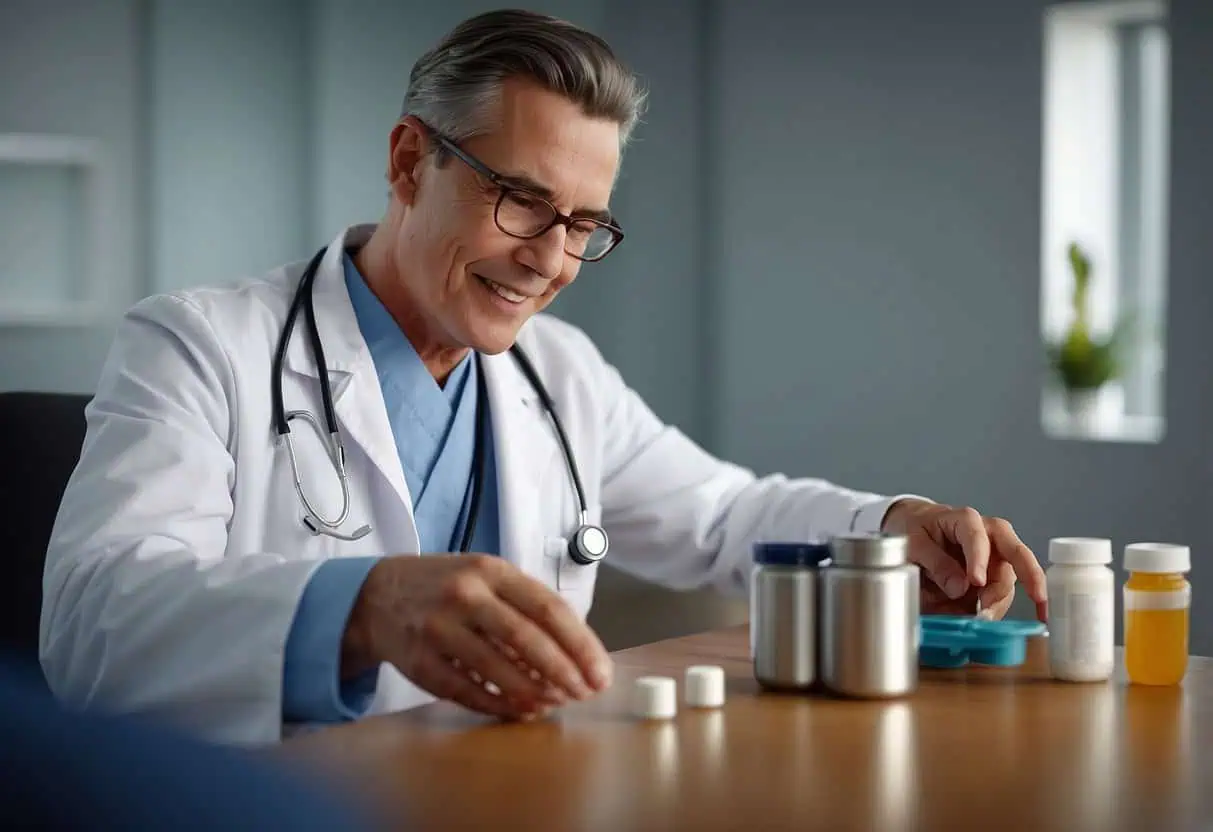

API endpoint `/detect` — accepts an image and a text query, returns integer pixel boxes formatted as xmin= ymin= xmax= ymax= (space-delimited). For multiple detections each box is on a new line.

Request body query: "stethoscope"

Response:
xmin=270 ymin=245 xmax=609 ymax=566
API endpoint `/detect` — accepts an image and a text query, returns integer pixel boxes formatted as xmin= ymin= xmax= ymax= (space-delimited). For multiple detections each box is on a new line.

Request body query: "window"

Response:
xmin=1040 ymin=1 xmax=1169 ymax=442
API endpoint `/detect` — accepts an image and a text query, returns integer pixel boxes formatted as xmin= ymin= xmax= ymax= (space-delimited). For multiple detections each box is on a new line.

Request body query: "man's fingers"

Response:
xmin=943 ymin=507 xmax=991 ymax=586
xmin=495 ymin=572 xmax=613 ymax=692
xmin=920 ymin=580 xmax=979 ymax=615
xmin=417 ymin=651 xmax=528 ymax=719
xmin=910 ymin=541 xmax=970 ymax=600
xmin=977 ymin=559 xmax=1016 ymax=617
xmin=437 ymin=619 xmax=564 ymax=708
xmin=470 ymin=590 xmax=600 ymax=700
xmin=908 ymin=509 xmax=1047 ymax=623
xmin=978 ymin=591 xmax=1016 ymax=621
xmin=985 ymin=517 xmax=1048 ymax=615
xmin=977 ymin=565 xmax=1016 ymax=621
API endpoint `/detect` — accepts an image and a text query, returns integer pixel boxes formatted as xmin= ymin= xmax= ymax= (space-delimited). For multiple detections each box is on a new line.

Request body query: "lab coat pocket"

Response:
xmin=544 ymin=536 xmax=590 ymax=592
xmin=547 ymin=504 xmax=604 ymax=597
xmin=548 ymin=538 xmax=599 ymax=621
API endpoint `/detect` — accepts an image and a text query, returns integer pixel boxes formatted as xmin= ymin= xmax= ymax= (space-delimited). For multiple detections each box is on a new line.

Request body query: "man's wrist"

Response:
xmin=880 ymin=497 xmax=937 ymax=534
xmin=340 ymin=565 xmax=380 ymax=680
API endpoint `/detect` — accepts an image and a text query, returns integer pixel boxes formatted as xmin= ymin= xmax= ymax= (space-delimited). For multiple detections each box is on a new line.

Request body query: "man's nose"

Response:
xmin=522 ymin=224 xmax=568 ymax=281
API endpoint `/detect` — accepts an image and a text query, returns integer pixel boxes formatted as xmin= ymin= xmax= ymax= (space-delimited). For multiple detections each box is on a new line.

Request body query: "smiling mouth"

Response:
xmin=477 ymin=275 xmax=530 ymax=304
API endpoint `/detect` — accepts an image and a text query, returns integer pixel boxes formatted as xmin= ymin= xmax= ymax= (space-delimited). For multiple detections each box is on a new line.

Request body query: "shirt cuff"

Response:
xmin=283 ymin=556 xmax=383 ymax=724
xmin=849 ymin=494 xmax=935 ymax=535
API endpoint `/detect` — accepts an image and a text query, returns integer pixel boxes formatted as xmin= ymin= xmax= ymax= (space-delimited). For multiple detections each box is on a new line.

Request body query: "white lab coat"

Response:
xmin=40 ymin=224 xmax=907 ymax=746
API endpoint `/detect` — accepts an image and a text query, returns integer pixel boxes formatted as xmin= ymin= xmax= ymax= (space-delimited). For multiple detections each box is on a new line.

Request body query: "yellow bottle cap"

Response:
xmin=1124 ymin=542 xmax=1190 ymax=574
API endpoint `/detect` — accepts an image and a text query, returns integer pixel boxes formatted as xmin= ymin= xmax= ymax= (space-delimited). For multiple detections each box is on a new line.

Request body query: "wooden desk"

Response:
xmin=285 ymin=626 xmax=1213 ymax=831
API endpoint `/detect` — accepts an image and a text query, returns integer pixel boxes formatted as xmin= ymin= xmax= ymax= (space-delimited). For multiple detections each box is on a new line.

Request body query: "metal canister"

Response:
xmin=820 ymin=533 xmax=920 ymax=698
xmin=750 ymin=542 xmax=832 ymax=690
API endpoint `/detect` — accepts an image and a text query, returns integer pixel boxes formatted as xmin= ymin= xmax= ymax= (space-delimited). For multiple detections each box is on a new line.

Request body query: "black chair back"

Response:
xmin=0 ymin=392 xmax=91 ymax=665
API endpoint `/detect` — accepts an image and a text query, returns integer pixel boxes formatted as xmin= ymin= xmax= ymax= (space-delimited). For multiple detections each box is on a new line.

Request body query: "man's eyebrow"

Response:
xmin=497 ymin=172 xmax=615 ymax=224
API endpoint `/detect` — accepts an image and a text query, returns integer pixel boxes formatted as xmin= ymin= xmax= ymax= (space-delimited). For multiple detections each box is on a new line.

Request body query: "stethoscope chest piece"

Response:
xmin=569 ymin=522 xmax=609 ymax=565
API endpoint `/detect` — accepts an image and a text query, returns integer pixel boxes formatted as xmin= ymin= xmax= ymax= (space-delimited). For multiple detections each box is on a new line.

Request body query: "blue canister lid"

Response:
xmin=752 ymin=542 xmax=832 ymax=567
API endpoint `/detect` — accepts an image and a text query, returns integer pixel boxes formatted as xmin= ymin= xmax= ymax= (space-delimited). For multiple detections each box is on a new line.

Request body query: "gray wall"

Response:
xmin=707 ymin=0 xmax=1213 ymax=652
xmin=149 ymin=0 xmax=311 ymax=293
xmin=0 ymin=0 xmax=145 ymax=392
xmin=2 ymin=1 xmax=1210 ymax=651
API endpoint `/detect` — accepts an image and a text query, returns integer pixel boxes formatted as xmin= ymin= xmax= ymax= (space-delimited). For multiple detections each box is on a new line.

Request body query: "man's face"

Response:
xmin=390 ymin=78 xmax=621 ymax=355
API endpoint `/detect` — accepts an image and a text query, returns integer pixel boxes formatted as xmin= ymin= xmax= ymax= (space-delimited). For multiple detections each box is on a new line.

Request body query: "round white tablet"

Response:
xmin=684 ymin=665 xmax=726 ymax=708
xmin=632 ymin=676 xmax=677 ymax=719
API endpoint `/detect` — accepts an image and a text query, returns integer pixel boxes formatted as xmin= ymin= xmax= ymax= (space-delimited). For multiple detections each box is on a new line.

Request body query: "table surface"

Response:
xmin=285 ymin=625 xmax=1213 ymax=831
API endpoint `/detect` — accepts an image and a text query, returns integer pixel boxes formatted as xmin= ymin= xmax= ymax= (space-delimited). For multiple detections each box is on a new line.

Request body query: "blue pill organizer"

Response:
xmin=918 ymin=615 xmax=1048 ymax=669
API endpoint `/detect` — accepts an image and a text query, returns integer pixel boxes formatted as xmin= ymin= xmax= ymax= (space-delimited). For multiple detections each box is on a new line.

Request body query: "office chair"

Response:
xmin=0 ymin=391 xmax=92 ymax=669
xmin=0 ymin=393 xmax=388 ymax=826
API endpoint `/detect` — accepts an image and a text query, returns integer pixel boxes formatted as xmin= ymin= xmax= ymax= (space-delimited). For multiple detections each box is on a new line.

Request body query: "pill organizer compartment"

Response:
xmin=919 ymin=615 xmax=1048 ymax=669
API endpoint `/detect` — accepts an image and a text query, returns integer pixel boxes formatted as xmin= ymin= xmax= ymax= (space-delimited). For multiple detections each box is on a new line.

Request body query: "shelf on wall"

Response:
xmin=0 ymin=301 xmax=114 ymax=327
xmin=0 ymin=132 xmax=118 ymax=327
xmin=0 ymin=133 xmax=101 ymax=166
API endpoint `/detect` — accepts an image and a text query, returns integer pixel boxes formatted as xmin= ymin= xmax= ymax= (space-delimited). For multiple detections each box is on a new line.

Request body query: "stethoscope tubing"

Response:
xmin=270 ymin=244 xmax=607 ymax=563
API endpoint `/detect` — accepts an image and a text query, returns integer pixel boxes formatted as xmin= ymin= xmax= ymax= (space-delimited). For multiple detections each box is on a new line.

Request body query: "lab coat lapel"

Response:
xmin=281 ymin=227 xmax=415 ymax=524
xmin=482 ymin=347 xmax=558 ymax=578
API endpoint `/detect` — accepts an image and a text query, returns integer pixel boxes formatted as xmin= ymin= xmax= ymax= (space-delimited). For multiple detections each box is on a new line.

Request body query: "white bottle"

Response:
xmin=1046 ymin=537 xmax=1115 ymax=682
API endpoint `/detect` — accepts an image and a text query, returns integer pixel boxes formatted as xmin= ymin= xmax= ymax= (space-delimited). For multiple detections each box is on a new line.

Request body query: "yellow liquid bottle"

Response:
xmin=1123 ymin=543 xmax=1191 ymax=686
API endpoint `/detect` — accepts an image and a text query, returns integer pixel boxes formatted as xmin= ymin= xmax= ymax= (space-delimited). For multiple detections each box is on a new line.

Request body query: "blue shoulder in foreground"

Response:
xmin=0 ymin=657 xmax=391 ymax=830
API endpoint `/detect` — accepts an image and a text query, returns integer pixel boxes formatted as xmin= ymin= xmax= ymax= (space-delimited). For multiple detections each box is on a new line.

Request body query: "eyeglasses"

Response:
xmin=426 ymin=128 xmax=624 ymax=262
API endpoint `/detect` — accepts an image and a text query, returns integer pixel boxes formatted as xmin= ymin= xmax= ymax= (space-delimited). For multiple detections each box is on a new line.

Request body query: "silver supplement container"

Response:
xmin=820 ymin=533 xmax=920 ymax=698
xmin=751 ymin=542 xmax=832 ymax=690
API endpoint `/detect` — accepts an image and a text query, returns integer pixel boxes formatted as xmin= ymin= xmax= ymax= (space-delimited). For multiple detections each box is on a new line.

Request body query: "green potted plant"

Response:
xmin=1045 ymin=242 xmax=1132 ymax=424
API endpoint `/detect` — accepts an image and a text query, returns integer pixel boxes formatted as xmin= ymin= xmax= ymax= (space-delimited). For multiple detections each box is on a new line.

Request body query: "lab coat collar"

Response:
xmin=280 ymin=222 xmax=544 ymax=413
xmin=278 ymin=223 xmax=555 ymax=563
xmin=280 ymin=223 xmax=544 ymax=411
xmin=282 ymin=224 xmax=375 ymax=381
xmin=279 ymin=223 xmax=413 ymax=515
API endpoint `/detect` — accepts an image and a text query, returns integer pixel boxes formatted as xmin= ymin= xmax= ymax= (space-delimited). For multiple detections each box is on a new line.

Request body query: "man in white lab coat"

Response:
xmin=40 ymin=9 xmax=1048 ymax=746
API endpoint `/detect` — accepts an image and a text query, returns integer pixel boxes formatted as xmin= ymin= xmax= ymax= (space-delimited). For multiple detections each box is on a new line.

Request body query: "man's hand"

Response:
xmin=341 ymin=554 xmax=613 ymax=720
xmin=881 ymin=499 xmax=1048 ymax=623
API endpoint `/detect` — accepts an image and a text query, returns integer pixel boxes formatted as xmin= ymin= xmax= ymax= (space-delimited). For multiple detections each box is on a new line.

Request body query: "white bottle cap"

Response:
xmin=684 ymin=665 xmax=726 ymax=708
xmin=1048 ymin=537 xmax=1112 ymax=565
xmin=632 ymin=676 xmax=677 ymax=719
xmin=1125 ymin=542 xmax=1191 ymax=574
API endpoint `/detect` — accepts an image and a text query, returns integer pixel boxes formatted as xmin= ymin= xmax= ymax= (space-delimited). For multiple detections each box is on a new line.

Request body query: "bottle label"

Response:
xmin=1051 ymin=588 xmax=1113 ymax=667
xmin=1124 ymin=586 xmax=1190 ymax=611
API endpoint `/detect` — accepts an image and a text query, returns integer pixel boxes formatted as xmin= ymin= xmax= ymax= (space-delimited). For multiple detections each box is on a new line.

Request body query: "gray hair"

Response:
xmin=402 ymin=9 xmax=647 ymax=152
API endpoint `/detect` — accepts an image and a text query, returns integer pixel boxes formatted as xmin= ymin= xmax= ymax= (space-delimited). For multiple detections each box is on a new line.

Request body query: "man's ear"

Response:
xmin=386 ymin=116 xmax=429 ymax=205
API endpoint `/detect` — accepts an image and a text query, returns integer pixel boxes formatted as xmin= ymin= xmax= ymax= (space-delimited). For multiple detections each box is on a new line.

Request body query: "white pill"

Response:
xmin=632 ymin=676 xmax=677 ymax=720
xmin=684 ymin=665 xmax=726 ymax=708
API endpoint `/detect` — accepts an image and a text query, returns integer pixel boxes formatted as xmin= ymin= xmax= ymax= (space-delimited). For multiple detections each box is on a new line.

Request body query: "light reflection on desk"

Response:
xmin=873 ymin=702 xmax=918 ymax=831
xmin=695 ymin=708 xmax=726 ymax=785
xmin=1024 ymin=678 xmax=1119 ymax=831
xmin=1119 ymin=682 xmax=1192 ymax=828
xmin=1080 ymin=680 xmax=1117 ymax=830
xmin=575 ymin=715 xmax=680 ymax=830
